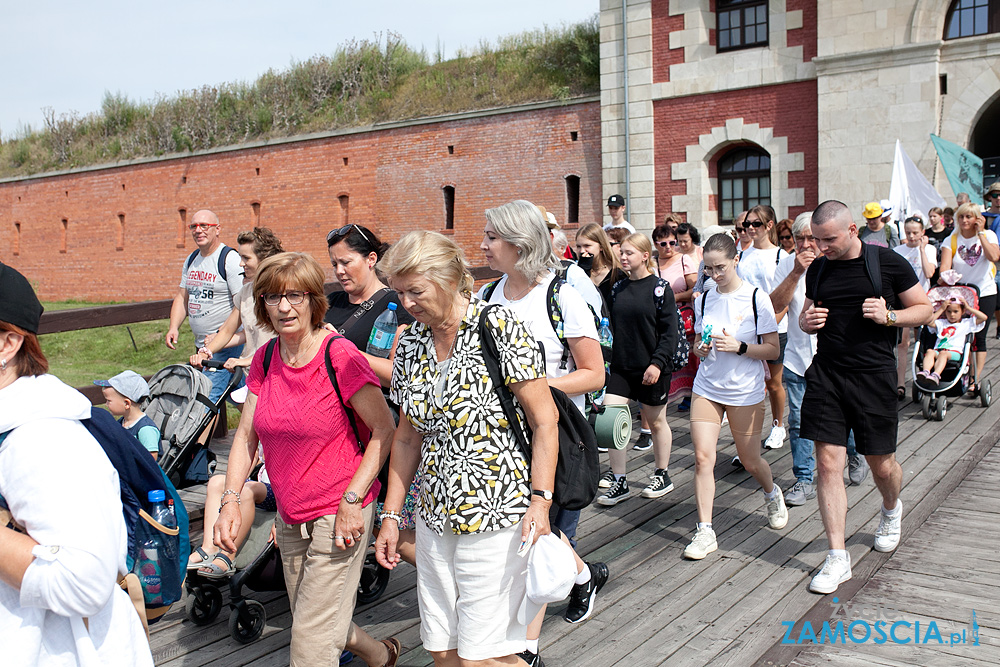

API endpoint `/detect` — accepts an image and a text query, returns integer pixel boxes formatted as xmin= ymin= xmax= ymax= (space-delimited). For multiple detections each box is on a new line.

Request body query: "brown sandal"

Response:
xmin=380 ymin=637 xmax=400 ymax=667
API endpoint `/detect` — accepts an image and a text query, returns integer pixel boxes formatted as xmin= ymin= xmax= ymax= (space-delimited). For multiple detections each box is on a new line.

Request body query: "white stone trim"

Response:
xmin=671 ymin=119 xmax=804 ymax=228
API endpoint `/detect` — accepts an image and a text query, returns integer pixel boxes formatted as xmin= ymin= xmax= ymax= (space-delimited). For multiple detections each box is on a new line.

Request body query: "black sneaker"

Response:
xmin=641 ymin=468 xmax=674 ymax=498
xmin=597 ymin=476 xmax=630 ymax=506
xmin=633 ymin=432 xmax=653 ymax=451
xmin=517 ymin=650 xmax=545 ymax=667
xmin=563 ymin=562 xmax=609 ymax=623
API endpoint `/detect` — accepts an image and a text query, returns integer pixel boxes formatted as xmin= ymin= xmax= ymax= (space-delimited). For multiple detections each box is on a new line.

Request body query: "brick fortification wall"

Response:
xmin=1 ymin=100 xmax=601 ymax=301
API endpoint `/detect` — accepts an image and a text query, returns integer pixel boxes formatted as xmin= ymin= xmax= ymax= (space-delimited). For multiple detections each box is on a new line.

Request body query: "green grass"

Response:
xmin=0 ymin=17 xmax=598 ymax=177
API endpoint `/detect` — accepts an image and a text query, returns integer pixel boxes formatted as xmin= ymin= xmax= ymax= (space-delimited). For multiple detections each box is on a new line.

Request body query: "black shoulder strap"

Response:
xmin=184 ymin=249 xmax=200 ymax=272
xmin=262 ymin=337 xmax=278 ymax=375
xmin=323 ymin=337 xmax=365 ymax=452
xmin=700 ymin=290 xmax=709 ymax=318
xmin=217 ymin=245 xmax=234 ymax=282
xmin=751 ymin=287 xmax=761 ymax=343
xmin=482 ymin=280 xmax=499 ymax=301
xmin=478 ymin=304 xmax=532 ymax=461
xmin=863 ymin=242 xmax=883 ymax=300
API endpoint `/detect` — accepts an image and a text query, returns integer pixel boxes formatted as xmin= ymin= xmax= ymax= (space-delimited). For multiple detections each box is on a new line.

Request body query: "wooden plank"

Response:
xmin=38 ymin=300 xmax=174 ymax=334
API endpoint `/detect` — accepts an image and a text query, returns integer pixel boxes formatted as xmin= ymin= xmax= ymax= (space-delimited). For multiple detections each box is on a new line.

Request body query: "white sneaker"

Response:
xmin=683 ymin=526 xmax=718 ymax=560
xmin=766 ymin=486 xmax=788 ymax=529
xmin=763 ymin=421 xmax=786 ymax=450
xmin=809 ymin=553 xmax=852 ymax=594
xmin=874 ymin=502 xmax=902 ymax=552
xmin=597 ymin=469 xmax=615 ymax=490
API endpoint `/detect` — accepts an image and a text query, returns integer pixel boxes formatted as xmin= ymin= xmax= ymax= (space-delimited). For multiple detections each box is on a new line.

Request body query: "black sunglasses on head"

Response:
xmin=327 ymin=224 xmax=375 ymax=250
xmin=742 ymin=219 xmax=764 ymax=229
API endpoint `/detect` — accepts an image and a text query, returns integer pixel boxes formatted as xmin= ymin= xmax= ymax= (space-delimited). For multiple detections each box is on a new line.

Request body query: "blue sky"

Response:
xmin=1 ymin=0 xmax=596 ymax=139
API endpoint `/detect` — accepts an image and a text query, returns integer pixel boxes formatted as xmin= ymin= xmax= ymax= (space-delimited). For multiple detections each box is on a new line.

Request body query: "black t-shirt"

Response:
xmin=804 ymin=247 xmax=918 ymax=372
xmin=609 ymin=274 xmax=678 ymax=373
xmin=324 ymin=289 xmax=415 ymax=352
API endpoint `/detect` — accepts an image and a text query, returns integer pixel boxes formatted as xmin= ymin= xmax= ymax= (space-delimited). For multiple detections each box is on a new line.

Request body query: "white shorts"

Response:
xmin=415 ymin=518 xmax=528 ymax=660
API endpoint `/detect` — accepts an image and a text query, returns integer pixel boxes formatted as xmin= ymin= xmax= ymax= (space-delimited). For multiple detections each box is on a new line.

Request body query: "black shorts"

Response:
xmin=607 ymin=369 xmax=671 ymax=406
xmin=768 ymin=332 xmax=788 ymax=367
xmin=799 ymin=361 xmax=898 ymax=456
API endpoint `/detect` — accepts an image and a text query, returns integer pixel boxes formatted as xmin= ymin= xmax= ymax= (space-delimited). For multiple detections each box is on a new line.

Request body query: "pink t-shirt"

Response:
xmin=247 ymin=333 xmax=380 ymax=524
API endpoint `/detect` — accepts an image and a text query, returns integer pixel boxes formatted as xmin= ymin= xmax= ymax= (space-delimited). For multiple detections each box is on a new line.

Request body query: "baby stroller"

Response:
xmin=911 ymin=285 xmax=992 ymax=420
xmin=149 ymin=360 xmax=244 ymax=489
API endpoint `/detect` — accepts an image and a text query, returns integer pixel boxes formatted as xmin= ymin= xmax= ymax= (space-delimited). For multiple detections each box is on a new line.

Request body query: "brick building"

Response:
xmin=601 ymin=0 xmax=1000 ymax=231
xmin=0 ymin=99 xmax=600 ymax=301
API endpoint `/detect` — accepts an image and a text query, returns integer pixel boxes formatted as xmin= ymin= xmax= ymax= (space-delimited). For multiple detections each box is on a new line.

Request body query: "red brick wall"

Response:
xmin=787 ymin=0 xmax=818 ymax=63
xmin=652 ymin=80 xmax=818 ymax=222
xmin=651 ymin=0 xmax=686 ymax=83
xmin=0 ymin=102 xmax=601 ymax=301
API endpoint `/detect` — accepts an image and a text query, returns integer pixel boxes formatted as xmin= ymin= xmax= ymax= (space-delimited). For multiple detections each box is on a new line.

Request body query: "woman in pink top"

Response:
xmin=214 ymin=252 xmax=400 ymax=667
xmin=653 ymin=224 xmax=698 ymax=410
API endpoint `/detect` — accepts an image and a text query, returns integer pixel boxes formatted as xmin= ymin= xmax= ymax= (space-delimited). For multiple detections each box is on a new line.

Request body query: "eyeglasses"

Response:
xmin=261 ymin=291 xmax=308 ymax=306
xmin=990 ymin=193 xmax=1000 ymax=198
xmin=742 ymin=219 xmax=764 ymax=229
xmin=778 ymin=234 xmax=793 ymax=241
xmin=189 ymin=222 xmax=219 ymax=231
xmin=327 ymin=224 xmax=375 ymax=250
xmin=656 ymin=240 xmax=678 ymax=247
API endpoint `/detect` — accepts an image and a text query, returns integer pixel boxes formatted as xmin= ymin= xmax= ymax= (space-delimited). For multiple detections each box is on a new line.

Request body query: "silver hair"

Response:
xmin=551 ymin=230 xmax=569 ymax=253
xmin=484 ymin=200 xmax=560 ymax=281
xmin=792 ymin=212 xmax=813 ymax=237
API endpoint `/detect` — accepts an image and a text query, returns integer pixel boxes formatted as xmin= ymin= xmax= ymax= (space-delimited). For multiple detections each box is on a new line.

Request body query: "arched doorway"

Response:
xmin=971 ymin=92 xmax=1000 ymax=186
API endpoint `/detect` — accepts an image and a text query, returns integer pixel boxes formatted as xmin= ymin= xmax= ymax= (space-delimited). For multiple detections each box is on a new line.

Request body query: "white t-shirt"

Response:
xmin=772 ymin=254 xmax=817 ymax=377
xmin=603 ymin=220 xmax=636 ymax=234
xmin=947 ymin=230 xmax=998 ymax=297
xmin=737 ymin=245 xmax=790 ymax=334
xmin=563 ymin=261 xmax=605 ymax=317
xmin=933 ymin=316 xmax=983 ymax=354
xmin=693 ymin=281 xmax=779 ymax=406
xmin=179 ymin=245 xmax=244 ymax=346
xmin=893 ymin=243 xmax=937 ymax=294
xmin=478 ymin=273 xmax=598 ymax=413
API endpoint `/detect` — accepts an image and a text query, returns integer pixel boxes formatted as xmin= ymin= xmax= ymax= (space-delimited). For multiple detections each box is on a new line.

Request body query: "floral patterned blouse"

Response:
xmin=390 ymin=297 xmax=544 ymax=536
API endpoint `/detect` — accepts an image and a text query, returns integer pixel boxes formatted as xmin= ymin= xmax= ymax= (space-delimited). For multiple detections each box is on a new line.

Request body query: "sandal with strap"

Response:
xmin=187 ymin=546 xmax=215 ymax=570
xmin=198 ymin=552 xmax=235 ymax=579
xmin=380 ymin=637 xmax=400 ymax=667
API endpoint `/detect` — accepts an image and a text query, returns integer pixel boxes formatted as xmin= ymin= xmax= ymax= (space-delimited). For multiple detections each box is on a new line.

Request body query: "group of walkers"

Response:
xmin=3 ymin=182 xmax=998 ymax=667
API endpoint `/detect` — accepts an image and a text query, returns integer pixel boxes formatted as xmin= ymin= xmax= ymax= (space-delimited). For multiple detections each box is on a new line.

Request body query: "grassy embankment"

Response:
xmin=0 ymin=18 xmax=598 ymax=177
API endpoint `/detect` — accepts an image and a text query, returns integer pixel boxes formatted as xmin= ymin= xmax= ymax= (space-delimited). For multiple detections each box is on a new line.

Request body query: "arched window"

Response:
xmin=718 ymin=147 xmax=771 ymax=225
xmin=944 ymin=0 xmax=999 ymax=39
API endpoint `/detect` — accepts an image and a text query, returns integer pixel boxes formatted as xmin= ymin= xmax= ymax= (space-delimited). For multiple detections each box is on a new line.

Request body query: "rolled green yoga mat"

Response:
xmin=593 ymin=404 xmax=632 ymax=449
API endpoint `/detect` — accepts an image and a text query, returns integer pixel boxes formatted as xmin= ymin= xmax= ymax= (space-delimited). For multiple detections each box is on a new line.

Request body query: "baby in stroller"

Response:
xmin=917 ymin=296 xmax=986 ymax=386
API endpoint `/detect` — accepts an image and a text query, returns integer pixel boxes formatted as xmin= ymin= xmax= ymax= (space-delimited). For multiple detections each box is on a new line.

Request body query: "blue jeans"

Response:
xmin=549 ymin=503 xmax=580 ymax=549
xmin=783 ymin=368 xmax=814 ymax=484
xmin=203 ymin=344 xmax=244 ymax=403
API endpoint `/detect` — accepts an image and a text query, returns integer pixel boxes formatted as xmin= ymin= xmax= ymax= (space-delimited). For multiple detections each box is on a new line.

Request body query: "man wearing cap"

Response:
xmin=604 ymin=194 xmax=636 ymax=234
xmin=984 ymin=182 xmax=1000 ymax=234
xmin=165 ymin=209 xmax=243 ymax=402
xmin=859 ymin=201 xmax=899 ymax=248
xmin=94 ymin=370 xmax=161 ymax=460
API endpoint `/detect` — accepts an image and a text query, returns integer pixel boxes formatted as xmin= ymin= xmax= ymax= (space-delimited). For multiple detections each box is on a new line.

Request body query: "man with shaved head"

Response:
xmin=798 ymin=200 xmax=931 ymax=594
xmin=166 ymin=209 xmax=244 ymax=402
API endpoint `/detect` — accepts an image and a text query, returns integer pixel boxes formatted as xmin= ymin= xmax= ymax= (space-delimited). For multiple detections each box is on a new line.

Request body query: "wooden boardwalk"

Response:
xmin=154 ymin=355 xmax=1000 ymax=667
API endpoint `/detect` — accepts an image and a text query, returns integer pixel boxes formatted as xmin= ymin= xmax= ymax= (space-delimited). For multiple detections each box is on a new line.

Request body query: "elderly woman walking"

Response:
xmin=375 ymin=231 xmax=559 ymax=667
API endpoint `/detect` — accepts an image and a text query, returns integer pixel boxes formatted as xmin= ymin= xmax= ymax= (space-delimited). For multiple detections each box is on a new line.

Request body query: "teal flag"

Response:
xmin=931 ymin=134 xmax=984 ymax=201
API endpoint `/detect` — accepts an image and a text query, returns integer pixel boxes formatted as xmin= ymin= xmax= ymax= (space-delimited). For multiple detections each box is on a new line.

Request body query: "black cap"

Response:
xmin=607 ymin=194 xmax=625 ymax=207
xmin=0 ymin=263 xmax=44 ymax=334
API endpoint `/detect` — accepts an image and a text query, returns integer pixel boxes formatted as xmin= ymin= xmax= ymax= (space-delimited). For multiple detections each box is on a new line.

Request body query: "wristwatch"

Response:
xmin=737 ymin=342 xmax=748 ymax=356
xmin=343 ymin=491 xmax=362 ymax=504
xmin=532 ymin=489 xmax=553 ymax=501
xmin=885 ymin=309 xmax=897 ymax=326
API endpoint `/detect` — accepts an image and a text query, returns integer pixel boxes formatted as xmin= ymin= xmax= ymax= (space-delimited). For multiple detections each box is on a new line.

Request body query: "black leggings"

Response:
xmin=975 ymin=293 xmax=997 ymax=352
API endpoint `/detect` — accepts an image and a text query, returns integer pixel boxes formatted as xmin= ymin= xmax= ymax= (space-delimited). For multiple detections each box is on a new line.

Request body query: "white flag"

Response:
xmin=888 ymin=139 xmax=946 ymax=223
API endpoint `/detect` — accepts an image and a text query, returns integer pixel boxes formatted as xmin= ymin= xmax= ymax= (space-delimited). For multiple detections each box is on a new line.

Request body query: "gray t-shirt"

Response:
xmin=179 ymin=245 xmax=243 ymax=347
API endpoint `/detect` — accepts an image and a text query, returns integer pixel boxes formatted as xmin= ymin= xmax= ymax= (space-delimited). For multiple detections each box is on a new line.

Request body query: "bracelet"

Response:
xmin=220 ymin=489 xmax=242 ymax=510
xmin=379 ymin=511 xmax=404 ymax=525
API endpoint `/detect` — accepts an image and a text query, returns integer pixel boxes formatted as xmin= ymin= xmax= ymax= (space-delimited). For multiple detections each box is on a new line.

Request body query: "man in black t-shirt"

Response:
xmin=798 ymin=200 xmax=932 ymax=595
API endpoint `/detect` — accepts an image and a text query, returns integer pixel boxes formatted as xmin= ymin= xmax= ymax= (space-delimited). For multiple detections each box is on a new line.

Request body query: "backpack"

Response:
xmin=184 ymin=245 xmax=236 ymax=283
xmin=478 ymin=304 xmax=600 ymax=511
xmin=611 ymin=276 xmax=690 ymax=372
xmin=2 ymin=408 xmax=190 ymax=630
xmin=482 ymin=275 xmax=611 ymax=405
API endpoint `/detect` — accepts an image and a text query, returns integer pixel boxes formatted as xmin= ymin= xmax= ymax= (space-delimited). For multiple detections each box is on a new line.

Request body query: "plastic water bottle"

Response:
xmin=138 ymin=490 xmax=171 ymax=605
xmin=598 ymin=317 xmax=613 ymax=349
xmin=366 ymin=302 xmax=398 ymax=358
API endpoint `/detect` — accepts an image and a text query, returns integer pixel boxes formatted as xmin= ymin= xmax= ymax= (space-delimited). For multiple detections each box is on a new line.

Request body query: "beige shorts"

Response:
xmin=690 ymin=393 xmax=765 ymax=438
xmin=275 ymin=503 xmax=374 ymax=667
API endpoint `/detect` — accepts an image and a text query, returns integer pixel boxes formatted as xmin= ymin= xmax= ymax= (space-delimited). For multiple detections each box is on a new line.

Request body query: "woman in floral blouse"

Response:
xmin=374 ymin=231 xmax=559 ymax=666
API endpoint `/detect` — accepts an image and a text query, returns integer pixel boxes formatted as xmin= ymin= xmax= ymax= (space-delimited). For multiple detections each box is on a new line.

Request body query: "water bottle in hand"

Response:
xmin=366 ymin=302 xmax=398 ymax=358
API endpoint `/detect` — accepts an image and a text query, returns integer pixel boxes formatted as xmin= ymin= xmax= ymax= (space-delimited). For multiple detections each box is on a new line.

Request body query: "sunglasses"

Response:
xmin=327 ymin=224 xmax=375 ymax=250
xmin=990 ymin=193 xmax=1000 ymax=198
xmin=610 ymin=241 xmax=621 ymax=246
xmin=742 ymin=219 xmax=765 ymax=229
xmin=778 ymin=234 xmax=792 ymax=241
xmin=261 ymin=291 xmax=308 ymax=306
xmin=657 ymin=240 xmax=678 ymax=247
xmin=189 ymin=222 xmax=219 ymax=231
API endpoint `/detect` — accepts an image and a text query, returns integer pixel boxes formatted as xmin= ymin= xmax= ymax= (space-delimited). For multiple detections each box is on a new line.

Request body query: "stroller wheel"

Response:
xmin=229 ymin=599 xmax=266 ymax=644
xmin=980 ymin=379 xmax=992 ymax=408
xmin=934 ymin=395 xmax=947 ymax=421
xmin=920 ymin=393 xmax=932 ymax=420
xmin=186 ymin=585 xmax=223 ymax=626
xmin=357 ymin=551 xmax=391 ymax=605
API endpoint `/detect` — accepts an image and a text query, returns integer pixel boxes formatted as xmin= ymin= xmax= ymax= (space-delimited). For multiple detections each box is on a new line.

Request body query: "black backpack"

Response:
xmin=478 ymin=304 xmax=600 ymax=511
xmin=184 ymin=245 xmax=237 ymax=282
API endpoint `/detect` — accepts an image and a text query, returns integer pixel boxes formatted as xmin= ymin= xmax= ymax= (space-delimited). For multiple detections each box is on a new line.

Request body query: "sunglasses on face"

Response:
xmin=327 ymin=224 xmax=375 ymax=250
xmin=657 ymin=240 xmax=678 ymax=247
xmin=742 ymin=219 xmax=764 ymax=229
xmin=779 ymin=234 xmax=792 ymax=241
xmin=610 ymin=241 xmax=621 ymax=246
xmin=990 ymin=193 xmax=1000 ymax=198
